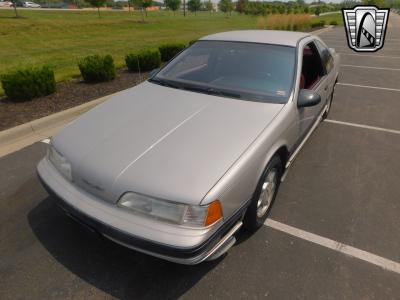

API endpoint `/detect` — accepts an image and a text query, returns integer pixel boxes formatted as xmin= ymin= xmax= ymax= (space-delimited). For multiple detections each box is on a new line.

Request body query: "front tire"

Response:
xmin=243 ymin=155 xmax=283 ymax=231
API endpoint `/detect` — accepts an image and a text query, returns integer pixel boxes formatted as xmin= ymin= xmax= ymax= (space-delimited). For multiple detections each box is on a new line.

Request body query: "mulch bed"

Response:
xmin=0 ymin=69 xmax=147 ymax=132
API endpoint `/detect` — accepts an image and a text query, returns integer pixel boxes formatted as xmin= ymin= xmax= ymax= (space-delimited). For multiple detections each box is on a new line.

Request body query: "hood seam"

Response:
xmin=111 ymin=102 xmax=212 ymax=193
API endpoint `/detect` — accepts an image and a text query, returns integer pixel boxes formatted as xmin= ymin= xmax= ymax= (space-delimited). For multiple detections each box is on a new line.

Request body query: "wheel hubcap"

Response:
xmin=256 ymin=169 xmax=277 ymax=218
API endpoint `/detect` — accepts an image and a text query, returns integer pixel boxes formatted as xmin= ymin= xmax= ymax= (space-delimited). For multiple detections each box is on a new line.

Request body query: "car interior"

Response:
xmin=300 ymin=42 xmax=325 ymax=90
xmin=159 ymin=42 xmax=296 ymax=101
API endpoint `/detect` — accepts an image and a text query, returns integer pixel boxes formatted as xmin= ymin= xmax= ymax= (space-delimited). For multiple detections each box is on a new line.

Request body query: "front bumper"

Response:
xmin=37 ymin=158 xmax=243 ymax=264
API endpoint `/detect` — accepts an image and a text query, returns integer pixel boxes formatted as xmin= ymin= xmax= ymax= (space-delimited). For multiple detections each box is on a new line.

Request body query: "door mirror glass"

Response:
xmin=298 ymin=89 xmax=321 ymax=108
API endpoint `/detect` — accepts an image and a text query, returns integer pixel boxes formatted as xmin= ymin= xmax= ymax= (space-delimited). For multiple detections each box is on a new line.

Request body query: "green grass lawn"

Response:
xmin=0 ymin=10 xmax=257 ymax=86
xmin=0 ymin=9 xmax=342 ymax=95
xmin=316 ymin=12 xmax=344 ymax=25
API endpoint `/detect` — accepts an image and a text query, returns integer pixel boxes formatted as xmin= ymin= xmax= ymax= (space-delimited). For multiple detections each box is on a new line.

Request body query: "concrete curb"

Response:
xmin=312 ymin=26 xmax=335 ymax=36
xmin=0 ymin=93 xmax=116 ymax=158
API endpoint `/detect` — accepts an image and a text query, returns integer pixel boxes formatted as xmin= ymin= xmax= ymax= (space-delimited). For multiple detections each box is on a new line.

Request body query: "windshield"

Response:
xmin=152 ymin=41 xmax=296 ymax=103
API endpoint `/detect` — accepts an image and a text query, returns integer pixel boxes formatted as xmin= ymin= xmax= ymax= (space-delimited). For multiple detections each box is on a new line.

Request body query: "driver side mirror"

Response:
xmin=297 ymin=89 xmax=321 ymax=108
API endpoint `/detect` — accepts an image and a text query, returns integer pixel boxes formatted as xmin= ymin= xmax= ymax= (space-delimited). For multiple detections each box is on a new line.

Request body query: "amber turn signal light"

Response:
xmin=204 ymin=200 xmax=223 ymax=226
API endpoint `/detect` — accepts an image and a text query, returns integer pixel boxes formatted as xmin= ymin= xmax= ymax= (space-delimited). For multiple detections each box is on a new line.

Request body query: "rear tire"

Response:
xmin=243 ymin=155 xmax=283 ymax=232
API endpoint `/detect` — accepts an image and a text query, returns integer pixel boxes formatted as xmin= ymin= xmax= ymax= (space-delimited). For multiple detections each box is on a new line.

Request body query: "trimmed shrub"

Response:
xmin=188 ymin=39 xmax=197 ymax=46
xmin=329 ymin=20 xmax=338 ymax=26
xmin=311 ymin=20 xmax=326 ymax=28
xmin=125 ymin=50 xmax=161 ymax=72
xmin=158 ymin=43 xmax=186 ymax=62
xmin=1 ymin=66 xmax=56 ymax=102
xmin=78 ymin=54 xmax=116 ymax=83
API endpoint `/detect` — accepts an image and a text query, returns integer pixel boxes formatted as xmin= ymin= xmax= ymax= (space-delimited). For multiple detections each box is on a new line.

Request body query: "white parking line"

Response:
xmin=338 ymin=53 xmax=400 ymax=59
xmin=337 ymin=82 xmax=400 ymax=92
xmin=341 ymin=64 xmax=400 ymax=71
xmin=265 ymin=219 xmax=400 ymax=275
xmin=324 ymin=119 xmax=400 ymax=135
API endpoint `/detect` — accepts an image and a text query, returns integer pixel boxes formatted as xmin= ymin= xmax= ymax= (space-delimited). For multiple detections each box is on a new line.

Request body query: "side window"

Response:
xmin=300 ymin=42 xmax=325 ymax=90
xmin=316 ymin=40 xmax=334 ymax=74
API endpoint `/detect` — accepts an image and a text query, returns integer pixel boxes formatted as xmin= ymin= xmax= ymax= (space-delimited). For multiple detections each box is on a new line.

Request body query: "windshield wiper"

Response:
xmin=149 ymin=78 xmax=182 ymax=90
xmin=205 ymin=88 xmax=242 ymax=99
xmin=177 ymin=85 xmax=241 ymax=99
xmin=150 ymin=78 xmax=241 ymax=99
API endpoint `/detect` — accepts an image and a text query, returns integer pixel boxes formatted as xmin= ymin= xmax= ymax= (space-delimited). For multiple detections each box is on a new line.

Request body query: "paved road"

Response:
xmin=1 ymin=15 xmax=400 ymax=299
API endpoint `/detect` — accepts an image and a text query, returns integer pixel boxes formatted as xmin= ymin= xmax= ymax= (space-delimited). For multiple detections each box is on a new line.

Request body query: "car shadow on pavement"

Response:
xmin=28 ymin=196 xmax=221 ymax=299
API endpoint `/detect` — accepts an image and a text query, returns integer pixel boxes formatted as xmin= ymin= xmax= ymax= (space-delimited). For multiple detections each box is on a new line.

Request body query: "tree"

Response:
xmin=128 ymin=0 xmax=134 ymax=12
xmin=219 ymin=0 xmax=234 ymax=15
xmin=10 ymin=0 xmax=19 ymax=18
xmin=204 ymin=0 xmax=213 ymax=13
xmin=87 ymin=0 xmax=107 ymax=17
xmin=142 ymin=0 xmax=153 ymax=16
xmin=165 ymin=0 xmax=181 ymax=14
xmin=236 ymin=0 xmax=247 ymax=13
xmin=134 ymin=0 xmax=153 ymax=20
xmin=188 ymin=0 xmax=201 ymax=14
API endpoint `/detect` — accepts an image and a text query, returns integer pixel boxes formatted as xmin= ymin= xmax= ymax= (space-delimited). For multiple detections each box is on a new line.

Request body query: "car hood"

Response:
xmin=52 ymin=81 xmax=284 ymax=205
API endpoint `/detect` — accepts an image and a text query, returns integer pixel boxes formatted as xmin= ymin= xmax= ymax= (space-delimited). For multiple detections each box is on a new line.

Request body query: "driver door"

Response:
xmin=297 ymin=41 xmax=328 ymax=138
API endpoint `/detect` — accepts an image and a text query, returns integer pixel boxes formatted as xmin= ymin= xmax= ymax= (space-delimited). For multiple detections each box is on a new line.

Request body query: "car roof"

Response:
xmin=200 ymin=30 xmax=311 ymax=47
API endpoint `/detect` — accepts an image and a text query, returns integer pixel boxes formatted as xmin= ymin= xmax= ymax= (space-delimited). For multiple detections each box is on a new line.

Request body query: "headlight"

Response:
xmin=47 ymin=144 xmax=72 ymax=181
xmin=117 ymin=192 xmax=223 ymax=227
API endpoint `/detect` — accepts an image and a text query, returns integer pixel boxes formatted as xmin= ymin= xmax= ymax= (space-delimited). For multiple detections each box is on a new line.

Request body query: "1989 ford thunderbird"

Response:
xmin=38 ymin=30 xmax=340 ymax=264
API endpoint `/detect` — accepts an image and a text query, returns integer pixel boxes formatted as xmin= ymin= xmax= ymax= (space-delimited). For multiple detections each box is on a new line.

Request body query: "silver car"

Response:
xmin=37 ymin=30 xmax=340 ymax=264
xmin=22 ymin=1 xmax=41 ymax=7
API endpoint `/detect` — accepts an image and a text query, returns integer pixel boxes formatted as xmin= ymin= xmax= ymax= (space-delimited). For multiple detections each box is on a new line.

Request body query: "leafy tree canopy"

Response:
xmin=165 ymin=0 xmax=181 ymax=11
xmin=219 ymin=0 xmax=234 ymax=13
xmin=204 ymin=0 xmax=213 ymax=11
xmin=87 ymin=0 xmax=106 ymax=8
xmin=133 ymin=0 xmax=153 ymax=8
xmin=236 ymin=0 xmax=248 ymax=13
xmin=188 ymin=0 xmax=202 ymax=12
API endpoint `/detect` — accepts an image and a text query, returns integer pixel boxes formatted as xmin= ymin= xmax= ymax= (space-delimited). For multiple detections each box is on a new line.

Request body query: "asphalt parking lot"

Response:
xmin=1 ymin=15 xmax=400 ymax=299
